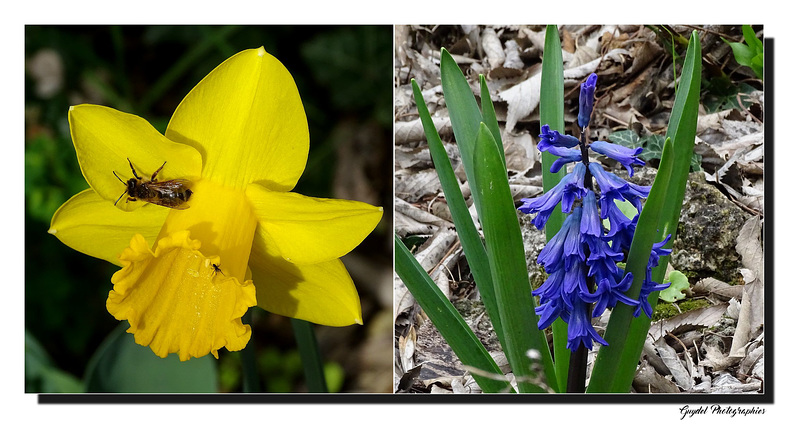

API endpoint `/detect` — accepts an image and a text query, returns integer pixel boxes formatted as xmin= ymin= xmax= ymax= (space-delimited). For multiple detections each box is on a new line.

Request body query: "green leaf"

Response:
xmin=722 ymin=25 xmax=763 ymax=80
xmin=704 ymin=81 xmax=759 ymax=113
xmin=539 ymin=24 xmax=569 ymax=393
xmin=611 ymin=131 xmax=663 ymax=163
xmin=25 ymin=330 xmax=84 ymax=393
xmin=440 ymin=48 xmax=485 ymax=217
xmin=587 ymin=30 xmax=702 ymax=393
xmin=640 ymin=134 xmax=667 ymax=162
xmin=480 ymin=74 xmax=505 ymax=169
xmin=473 ymin=123 xmax=554 ymax=393
xmin=742 ymin=25 xmax=763 ymax=53
xmin=727 ymin=41 xmax=755 ymax=66
xmin=607 ymin=129 xmax=641 ymax=149
xmin=659 ymin=271 xmax=690 ymax=302
xmin=540 ymin=24 xmax=567 ymax=231
xmin=394 ymin=235 xmax=514 ymax=393
xmin=84 ymin=323 xmax=219 ymax=393
xmin=750 ymin=53 xmax=764 ymax=79
xmin=411 ymin=78 xmax=505 ymax=350
xmin=291 ymin=318 xmax=328 ymax=393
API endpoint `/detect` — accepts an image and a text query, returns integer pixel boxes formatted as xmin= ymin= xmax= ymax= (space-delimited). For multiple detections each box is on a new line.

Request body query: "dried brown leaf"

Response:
xmin=694 ymin=277 xmax=743 ymax=299
xmin=642 ymin=337 xmax=671 ymax=376
xmin=633 ymin=360 xmax=681 ymax=393
xmin=398 ymin=327 xmax=417 ymax=372
xmin=481 ymin=27 xmax=505 ymax=69
xmin=736 ymin=216 xmax=764 ymax=338
xmin=413 ymin=227 xmax=457 ymax=273
xmin=698 ymin=342 xmax=740 ymax=371
xmin=393 ymin=274 xmax=414 ymax=322
xmin=503 ymin=39 xmax=524 ymax=69
xmin=654 ymin=337 xmax=693 ymax=390
xmin=736 ymin=216 xmax=763 ymax=283
xmin=697 ymin=109 xmax=734 ymax=135
xmin=626 ymin=40 xmax=662 ymax=77
xmin=395 ymin=169 xmax=443 ymax=202
xmin=394 ymin=198 xmax=451 ymax=237
xmin=395 ymin=117 xmax=452 ymax=146
xmin=498 ymin=48 xmax=629 ymax=130
xmin=739 ymin=344 xmax=764 ymax=378
xmin=648 ymin=303 xmax=728 ymax=341
xmin=504 ymin=131 xmax=536 ymax=175
xmin=729 ymin=296 xmax=751 ymax=357
xmin=498 ymin=71 xmax=541 ymax=130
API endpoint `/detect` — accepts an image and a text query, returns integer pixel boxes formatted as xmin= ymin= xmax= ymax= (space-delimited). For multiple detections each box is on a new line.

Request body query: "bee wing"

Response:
xmin=149 ymin=179 xmax=193 ymax=209
xmin=151 ymin=179 xmax=192 ymax=191
xmin=160 ymin=199 xmax=191 ymax=209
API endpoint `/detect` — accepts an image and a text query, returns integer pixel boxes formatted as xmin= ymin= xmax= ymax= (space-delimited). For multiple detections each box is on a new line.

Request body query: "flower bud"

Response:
xmin=578 ymin=73 xmax=597 ymax=129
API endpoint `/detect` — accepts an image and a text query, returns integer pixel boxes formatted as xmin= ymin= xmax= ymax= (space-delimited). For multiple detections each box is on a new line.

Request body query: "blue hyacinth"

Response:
xmin=519 ymin=73 xmax=671 ymax=351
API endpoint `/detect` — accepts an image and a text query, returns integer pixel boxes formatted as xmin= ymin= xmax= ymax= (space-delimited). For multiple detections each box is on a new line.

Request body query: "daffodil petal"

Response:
xmin=107 ymin=232 xmax=257 ymax=361
xmin=246 ymin=184 xmax=383 ymax=265
xmin=166 ymin=47 xmax=309 ymax=191
xmin=68 ymin=104 xmax=202 ymax=211
xmin=49 ymin=189 xmax=168 ymax=266
xmin=249 ymin=244 xmax=362 ymax=327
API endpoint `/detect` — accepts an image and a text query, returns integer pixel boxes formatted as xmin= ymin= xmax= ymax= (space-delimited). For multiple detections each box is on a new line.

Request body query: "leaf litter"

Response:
xmin=394 ymin=25 xmax=765 ymax=394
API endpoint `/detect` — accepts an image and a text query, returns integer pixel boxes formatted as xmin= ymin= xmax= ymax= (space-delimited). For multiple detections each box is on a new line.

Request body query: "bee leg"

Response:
xmin=127 ymin=158 xmax=142 ymax=180
xmin=113 ymin=171 xmax=126 ymax=184
xmin=151 ymin=161 xmax=167 ymax=181
xmin=114 ymin=190 xmax=127 ymax=206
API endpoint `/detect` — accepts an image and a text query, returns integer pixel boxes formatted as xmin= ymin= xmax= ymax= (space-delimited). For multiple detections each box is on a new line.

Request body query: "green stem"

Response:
xmin=291 ymin=318 xmax=329 ymax=393
xmin=240 ymin=310 xmax=260 ymax=392
xmin=566 ymin=344 xmax=587 ymax=392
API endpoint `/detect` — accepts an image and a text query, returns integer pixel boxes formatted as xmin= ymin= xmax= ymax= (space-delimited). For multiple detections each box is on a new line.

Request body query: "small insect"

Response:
xmin=113 ymin=158 xmax=193 ymax=209
xmin=211 ymin=263 xmax=224 ymax=276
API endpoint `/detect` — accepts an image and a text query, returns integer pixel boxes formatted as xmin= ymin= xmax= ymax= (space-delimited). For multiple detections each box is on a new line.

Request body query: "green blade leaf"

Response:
xmin=539 ymin=23 xmax=569 ymax=393
xmin=411 ymin=78 xmax=505 ymax=350
xmin=440 ymin=48 xmax=485 ymax=217
xmin=473 ymin=123 xmax=555 ymax=393
xmin=394 ymin=235 xmax=514 ymax=393
xmin=540 ymin=24 xmax=567 ymax=229
xmin=587 ymin=30 xmax=702 ymax=393
xmin=291 ymin=318 xmax=328 ymax=393
xmin=480 ymin=74 xmax=506 ymax=169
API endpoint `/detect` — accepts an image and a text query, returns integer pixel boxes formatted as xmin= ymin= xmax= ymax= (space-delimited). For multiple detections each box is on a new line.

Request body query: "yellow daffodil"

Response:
xmin=48 ymin=47 xmax=383 ymax=361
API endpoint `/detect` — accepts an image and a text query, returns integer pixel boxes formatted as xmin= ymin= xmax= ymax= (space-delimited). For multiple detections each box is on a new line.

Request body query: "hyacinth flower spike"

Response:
xmin=519 ymin=73 xmax=670 ymax=351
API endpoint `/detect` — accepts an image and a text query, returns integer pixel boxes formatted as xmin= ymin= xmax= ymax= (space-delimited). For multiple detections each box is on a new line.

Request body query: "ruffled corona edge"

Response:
xmin=107 ymin=231 xmax=257 ymax=361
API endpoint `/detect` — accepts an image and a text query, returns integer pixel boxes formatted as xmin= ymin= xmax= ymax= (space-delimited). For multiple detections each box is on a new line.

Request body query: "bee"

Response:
xmin=113 ymin=158 xmax=193 ymax=209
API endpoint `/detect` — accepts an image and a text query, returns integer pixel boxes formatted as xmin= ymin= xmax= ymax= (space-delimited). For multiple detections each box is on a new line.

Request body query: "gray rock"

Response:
xmin=672 ymin=172 xmax=747 ymax=283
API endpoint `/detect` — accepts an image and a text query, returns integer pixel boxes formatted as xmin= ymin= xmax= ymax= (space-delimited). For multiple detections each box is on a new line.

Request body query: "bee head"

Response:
xmin=127 ymin=178 xmax=138 ymax=194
